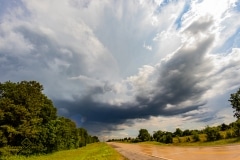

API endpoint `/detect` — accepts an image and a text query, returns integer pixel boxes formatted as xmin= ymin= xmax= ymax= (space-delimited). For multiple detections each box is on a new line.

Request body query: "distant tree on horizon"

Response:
xmin=174 ymin=128 xmax=183 ymax=137
xmin=138 ymin=129 xmax=150 ymax=142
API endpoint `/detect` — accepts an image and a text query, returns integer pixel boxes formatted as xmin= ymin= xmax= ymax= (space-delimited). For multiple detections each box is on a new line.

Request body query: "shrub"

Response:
xmin=192 ymin=132 xmax=200 ymax=142
xmin=226 ymin=131 xmax=233 ymax=139
xmin=176 ymin=136 xmax=181 ymax=143
xmin=205 ymin=127 xmax=222 ymax=141
xmin=165 ymin=133 xmax=173 ymax=144
xmin=186 ymin=137 xmax=191 ymax=142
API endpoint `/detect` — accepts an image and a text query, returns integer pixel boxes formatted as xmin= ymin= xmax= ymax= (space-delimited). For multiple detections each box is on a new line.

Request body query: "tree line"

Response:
xmin=0 ymin=81 xmax=99 ymax=156
xmin=108 ymin=120 xmax=240 ymax=144
xmin=108 ymin=88 xmax=240 ymax=144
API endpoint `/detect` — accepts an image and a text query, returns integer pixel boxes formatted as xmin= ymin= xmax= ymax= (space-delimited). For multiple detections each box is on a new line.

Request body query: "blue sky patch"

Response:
xmin=174 ymin=1 xmax=191 ymax=29
xmin=155 ymin=0 xmax=179 ymax=13
xmin=234 ymin=1 xmax=240 ymax=12
xmin=216 ymin=27 xmax=240 ymax=53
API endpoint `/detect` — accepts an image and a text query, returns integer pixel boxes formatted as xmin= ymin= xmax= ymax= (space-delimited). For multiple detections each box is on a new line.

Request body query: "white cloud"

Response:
xmin=0 ymin=20 xmax=34 ymax=55
xmin=203 ymin=48 xmax=240 ymax=98
xmin=143 ymin=42 xmax=152 ymax=51
xmin=0 ymin=0 xmax=240 ymax=137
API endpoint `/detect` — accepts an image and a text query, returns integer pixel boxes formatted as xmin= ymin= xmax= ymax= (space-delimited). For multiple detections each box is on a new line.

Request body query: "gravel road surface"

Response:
xmin=108 ymin=142 xmax=240 ymax=160
xmin=109 ymin=143 xmax=164 ymax=160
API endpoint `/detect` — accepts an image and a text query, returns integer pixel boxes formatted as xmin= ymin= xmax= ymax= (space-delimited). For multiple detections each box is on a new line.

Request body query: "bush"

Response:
xmin=192 ymin=132 xmax=200 ymax=142
xmin=176 ymin=136 xmax=181 ymax=143
xmin=164 ymin=133 xmax=173 ymax=144
xmin=131 ymin=138 xmax=142 ymax=143
xmin=0 ymin=147 xmax=10 ymax=157
xmin=186 ymin=137 xmax=191 ymax=142
xmin=233 ymin=120 xmax=240 ymax=137
xmin=226 ymin=131 xmax=233 ymax=139
xmin=205 ymin=127 xmax=222 ymax=141
xmin=0 ymin=146 xmax=21 ymax=157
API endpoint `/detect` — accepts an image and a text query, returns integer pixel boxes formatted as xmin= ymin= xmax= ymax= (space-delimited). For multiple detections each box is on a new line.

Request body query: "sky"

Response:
xmin=0 ymin=0 xmax=240 ymax=139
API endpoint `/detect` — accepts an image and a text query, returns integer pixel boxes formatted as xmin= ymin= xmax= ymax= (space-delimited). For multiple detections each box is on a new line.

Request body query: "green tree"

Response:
xmin=229 ymin=88 xmax=240 ymax=119
xmin=0 ymin=80 xmax=99 ymax=156
xmin=226 ymin=130 xmax=234 ymax=138
xmin=192 ymin=131 xmax=200 ymax=142
xmin=205 ymin=126 xmax=222 ymax=141
xmin=231 ymin=119 xmax=240 ymax=137
xmin=153 ymin=130 xmax=164 ymax=142
xmin=183 ymin=129 xmax=190 ymax=136
xmin=153 ymin=131 xmax=173 ymax=144
xmin=174 ymin=128 xmax=183 ymax=137
xmin=138 ymin=129 xmax=150 ymax=142
xmin=91 ymin=136 xmax=100 ymax=143
xmin=0 ymin=81 xmax=57 ymax=149
xmin=77 ymin=128 xmax=89 ymax=147
xmin=220 ymin=123 xmax=228 ymax=131
xmin=164 ymin=132 xmax=173 ymax=143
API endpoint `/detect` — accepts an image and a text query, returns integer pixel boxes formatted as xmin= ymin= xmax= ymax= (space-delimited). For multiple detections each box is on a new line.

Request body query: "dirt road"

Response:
xmin=108 ymin=142 xmax=240 ymax=160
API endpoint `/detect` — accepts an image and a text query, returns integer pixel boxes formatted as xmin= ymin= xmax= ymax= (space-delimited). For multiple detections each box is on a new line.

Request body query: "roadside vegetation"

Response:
xmin=107 ymin=88 xmax=240 ymax=146
xmin=0 ymin=81 xmax=99 ymax=158
xmin=2 ymin=143 xmax=127 ymax=160
xmin=107 ymin=121 xmax=240 ymax=146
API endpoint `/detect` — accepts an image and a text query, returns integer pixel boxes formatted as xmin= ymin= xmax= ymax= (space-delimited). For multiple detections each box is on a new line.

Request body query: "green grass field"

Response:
xmin=2 ymin=143 xmax=127 ymax=160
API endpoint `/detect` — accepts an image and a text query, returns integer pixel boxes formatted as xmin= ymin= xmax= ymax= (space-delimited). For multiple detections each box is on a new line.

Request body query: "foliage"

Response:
xmin=176 ymin=136 xmax=181 ymax=143
xmin=131 ymin=138 xmax=142 ymax=143
xmin=229 ymin=88 xmax=240 ymax=119
xmin=192 ymin=131 xmax=200 ymax=142
xmin=186 ymin=137 xmax=191 ymax=142
xmin=204 ymin=126 xmax=222 ymax=141
xmin=0 ymin=81 xmax=99 ymax=157
xmin=164 ymin=132 xmax=173 ymax=143
xmin=233 ymin=119 xmax=240 ymax=137
xmin=174 ymin=128 xmax=183 ymax=137
xmin=153 ymin=130 xmax=173 ymax=144
xmin=138 ymin=129 xmax=150 ymax=142
xmin=182 ymin=129 xmax=191 ymax=136
xmin=107 ymin=121 xmax=240 ymax=145
xmin=153 ymin=130 xmax=164 ymax=142
xmin=226 ymin=130 xmax=234 ymax=139
xmin=220 ymin=123 xmax=229 ymax=131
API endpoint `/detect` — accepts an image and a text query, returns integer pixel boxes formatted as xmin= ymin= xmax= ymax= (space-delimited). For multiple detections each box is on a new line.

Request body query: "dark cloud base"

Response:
xmin=54 ymin=19 xmax=216 ymax=134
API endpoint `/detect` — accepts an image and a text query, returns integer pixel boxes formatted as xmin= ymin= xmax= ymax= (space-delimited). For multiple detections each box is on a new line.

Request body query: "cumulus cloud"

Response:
xmin=0 ymin=0 xmax=240 ymax=135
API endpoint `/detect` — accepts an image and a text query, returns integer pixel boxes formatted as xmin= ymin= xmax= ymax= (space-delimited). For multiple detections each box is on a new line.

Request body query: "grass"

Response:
xmin=138 ymin=136 xmax=240 ymax=147
xmin=173 ymin=137 xmax=240 ymax=147
xmin=2 ymin=143 xmax=127 ymax=160
xmin=171 ymin=132 xmax=240 ymax=146
xmin=119 ymin=131 xmax=240 ymax=147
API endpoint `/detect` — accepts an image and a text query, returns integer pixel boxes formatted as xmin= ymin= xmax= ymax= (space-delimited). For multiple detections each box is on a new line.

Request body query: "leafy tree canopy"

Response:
xmin=0 ymin=81 xmax=99 ymax=156
xmin=138 ymin=129 xmax=150 ymax=142
xmin=229 ymin=88 xmax=240 ymax=119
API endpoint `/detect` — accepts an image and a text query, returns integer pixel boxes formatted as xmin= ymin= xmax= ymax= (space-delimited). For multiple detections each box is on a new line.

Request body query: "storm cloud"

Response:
xmin=1 ymin=0 xmax=240 ymax=135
